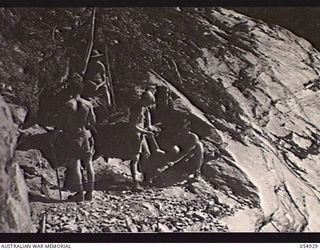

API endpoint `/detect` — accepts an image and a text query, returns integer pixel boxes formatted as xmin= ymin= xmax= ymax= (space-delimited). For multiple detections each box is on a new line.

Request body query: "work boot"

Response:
xmin=67 ymin=192 xmax=84 ymax=202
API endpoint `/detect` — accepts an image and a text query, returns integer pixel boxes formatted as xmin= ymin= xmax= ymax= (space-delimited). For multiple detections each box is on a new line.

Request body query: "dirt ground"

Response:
xmin=29 ymin=176 xmax=231 ymax=233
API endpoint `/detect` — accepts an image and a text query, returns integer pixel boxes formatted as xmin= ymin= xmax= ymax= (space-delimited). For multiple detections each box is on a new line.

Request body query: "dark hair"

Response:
xmin=141 ymin=89 xmax=155 ymax=104
xmin=156 ymin=85 xmax=169 ymax=91
xmin=68 ymin=79 xmax=84 ymax=95
xmin=156 ymin=85 xmax=169 ymax=98
xmin=71 ymin=73 xmax=83 ymax=82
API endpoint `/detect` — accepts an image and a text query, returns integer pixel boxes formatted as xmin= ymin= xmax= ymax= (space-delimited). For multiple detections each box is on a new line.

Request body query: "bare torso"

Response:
xmin=59 ymin=96 xmax=96 ymax=131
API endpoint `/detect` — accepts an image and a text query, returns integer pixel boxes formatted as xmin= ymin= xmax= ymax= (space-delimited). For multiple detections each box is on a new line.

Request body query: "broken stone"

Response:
xmin=61 ymin=223 xmax=78 ymax=232
xmin=102 ymin=226 xmax=113 ymax=232
xmin=125 ymin=218 xmax=138 ymax=233
xmin=90 ymin=212 xmax=100 ymax=219
xmin=140 ymin=224 xmax=152 ymax=232
xmin=184 ymin=218 xmax=193 ymax=225
xmin=80 ymin=227 xmax=89 ymax=233
xmin=184 ymin=222 xmax=203 ymax=232
xmin=157 ymin=223 xmax=172 ymax=232
xmin=292 ymin=133 xmax=312 ymax=150
xmin=60 ymin=216 xmax=69 ymax=222
xmin=192 ymin=211 xmax=207 ymax=221
xmin=46 ymin=228 xmax=56 ymax=233
xmin=158 ymin=218 xmax=167 ymax=223
xmin=115 ymin=214 xmax=126 ymax=220
xmin=127 ymin=224 xmax=139 ymax=233
xmin=154 ymin=201 xmax=162 ymax=211
xmin=209 ymin=207 xmax=221 ymax=216
xmin=152 ymin=224 xmax=157 ymax=231
xmin=79 ymin=209 xmax=89 ymax=217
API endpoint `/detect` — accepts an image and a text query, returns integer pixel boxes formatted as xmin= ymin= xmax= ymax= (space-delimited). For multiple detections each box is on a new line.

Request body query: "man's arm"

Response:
xmin=87 ymin=105 xmax=96 ymax=125
xmin=135 ymin=124 xmax=154 ymax=135
xmin=168 ymin=145 xmax=197 ymax=166
xmin=95 ymin=61 xmax=107 ymax=89
xmin=168 ymin=133 xmax=202 ymax=166
xmin=132 ymin=107 xmax=154 ymax=135
xmin=86 ymin=103 xmax=97 ymax=133
xmin=145 ymin=107 xmax=153 ymax=130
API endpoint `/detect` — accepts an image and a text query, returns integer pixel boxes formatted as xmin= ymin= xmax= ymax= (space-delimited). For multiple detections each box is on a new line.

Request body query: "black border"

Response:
xmin=0 ymin=0 xmax=319 ymax=7
xmin=1 ymin=0 xmax=320 ymax=244
xmin=0 ymin=233 xmax=320 ymax=243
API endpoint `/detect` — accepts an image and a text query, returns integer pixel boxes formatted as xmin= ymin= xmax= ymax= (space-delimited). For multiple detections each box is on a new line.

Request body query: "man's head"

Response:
xmin=93 ymin=72 xmax=103 ymax=83
xmin=68 ymin=73 xmax=84 ymax=96
xmin=140 ymin=89 xmax=156 ymax=107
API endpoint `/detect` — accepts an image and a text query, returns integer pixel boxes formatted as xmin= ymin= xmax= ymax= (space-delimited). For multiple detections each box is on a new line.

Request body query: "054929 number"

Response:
xmin=300 ymin=244 xmax=319 ymax=248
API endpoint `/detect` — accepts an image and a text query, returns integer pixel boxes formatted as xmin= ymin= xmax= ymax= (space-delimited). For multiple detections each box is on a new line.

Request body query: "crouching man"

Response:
xmin=163 ymin=119 xmax=204 ymax=180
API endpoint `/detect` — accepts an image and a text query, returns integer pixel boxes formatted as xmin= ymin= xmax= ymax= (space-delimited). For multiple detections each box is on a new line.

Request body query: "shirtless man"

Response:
xmin=56 ymin=76 xmax=96 ymax=202
xmin=129 ymin=89 xmax=159 ymax=190
xmin=162 ymin=119 xmax=204 ymax=179
xmin=83 ymin=50 xmax=112 ymax=112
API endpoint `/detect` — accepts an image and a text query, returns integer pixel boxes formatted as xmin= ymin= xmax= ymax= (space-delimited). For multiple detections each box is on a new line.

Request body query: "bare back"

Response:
xmin=58 ymin=96 xmax=96 ymax=131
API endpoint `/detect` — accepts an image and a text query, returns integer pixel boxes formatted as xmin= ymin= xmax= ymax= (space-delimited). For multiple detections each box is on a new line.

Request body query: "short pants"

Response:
xmin=63 ymin=129 xmax=94 ymax=159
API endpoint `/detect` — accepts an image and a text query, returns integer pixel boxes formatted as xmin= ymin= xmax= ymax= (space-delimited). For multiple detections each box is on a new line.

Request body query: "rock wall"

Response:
xmin=192 ymin=8 xmax=320 ymax=231
xmin=0 ymin=94 xmax=31 ymax=232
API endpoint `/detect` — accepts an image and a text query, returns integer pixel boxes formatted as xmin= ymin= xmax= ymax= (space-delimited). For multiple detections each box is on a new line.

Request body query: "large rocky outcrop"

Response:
xmin=189 ymin=8 xmax=320 ymax=231
xmin=0 ymin=94 xmax=31 ymax=232
xmin=106 ymin=7 xmax=320 ymax=231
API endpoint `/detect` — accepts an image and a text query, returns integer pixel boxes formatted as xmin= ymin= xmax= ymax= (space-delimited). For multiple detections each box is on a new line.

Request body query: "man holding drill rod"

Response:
xmin=128 ymin=88 xmax=164 ymax=190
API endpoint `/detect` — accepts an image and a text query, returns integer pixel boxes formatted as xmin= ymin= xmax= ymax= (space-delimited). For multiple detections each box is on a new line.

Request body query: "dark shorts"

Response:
xmin=64 ymin=130 xmax=94 ymax=160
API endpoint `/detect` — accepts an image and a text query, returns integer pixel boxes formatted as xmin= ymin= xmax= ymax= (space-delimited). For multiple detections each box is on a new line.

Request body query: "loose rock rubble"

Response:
xmin=30 ymin=179 xmax=230 ymax=233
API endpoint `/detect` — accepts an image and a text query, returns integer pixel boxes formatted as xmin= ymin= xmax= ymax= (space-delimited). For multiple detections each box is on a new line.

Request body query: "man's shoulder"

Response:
xmin=79 ymin=97 xmax=94 ymax=108
xmin=85 ymin=79 xmax=98 ymax=86
xmin=188 ymin=131 xmax=199 ymax=141
xmin=64 ymin=98 xmax=76 ymax=107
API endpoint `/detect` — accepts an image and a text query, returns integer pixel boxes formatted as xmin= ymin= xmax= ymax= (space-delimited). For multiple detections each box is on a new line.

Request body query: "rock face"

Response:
xmin=104 ymin=7 xmax=320 ymax=232
xmin=111 ymin=7 xmax=320 ymax=232
xmin=188 ymin=8 xmax=320 ymax=232
xmin=0 ymin=94 xmax=31 ymax=232
xmin=1 ymin=7 xmax=320 ymax=232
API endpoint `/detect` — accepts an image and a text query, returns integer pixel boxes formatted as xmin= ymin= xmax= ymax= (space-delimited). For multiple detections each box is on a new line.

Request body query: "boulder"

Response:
xmin=0 ymin=94 xmax=31 ymax=232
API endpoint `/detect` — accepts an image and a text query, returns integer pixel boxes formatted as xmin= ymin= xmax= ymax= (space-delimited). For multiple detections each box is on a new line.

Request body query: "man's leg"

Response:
xmin=139 ymin=138 xmax=156 ymax=184
xmin=82 ymin=155 xmax=95 ymax=201
xmin=142 ymin=150 xmax=169 ymax=184
xmin=192 ymin=142 xmax=204 ymax=178
xmin=105 ymin=88 xmax=111 ymax=107
xmin=67 ymin=158 xmax=84 ymax=202
xmin=130 ymin=154 xmax=143 ymax=190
